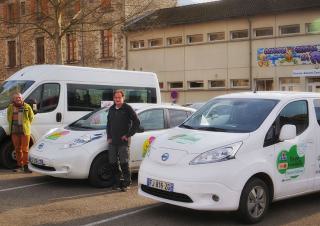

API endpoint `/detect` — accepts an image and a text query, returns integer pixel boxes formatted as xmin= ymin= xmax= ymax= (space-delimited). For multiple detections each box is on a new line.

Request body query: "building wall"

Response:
xmin=127 ymin=9 xmax=320 ymax=104
xmin=0 ymin=0 xmax=177 ymax=82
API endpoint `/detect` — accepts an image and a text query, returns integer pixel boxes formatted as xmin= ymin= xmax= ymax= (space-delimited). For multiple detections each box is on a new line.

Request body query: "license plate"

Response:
xmin=147 ymin=178 xmax=174 ymax=192
xmin=29 ymin=157 xmax=44 ymax=166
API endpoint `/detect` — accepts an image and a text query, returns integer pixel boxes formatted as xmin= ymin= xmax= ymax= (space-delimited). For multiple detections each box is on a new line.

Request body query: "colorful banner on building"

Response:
xmin=257 ymin=44 xmax=320 ymax=67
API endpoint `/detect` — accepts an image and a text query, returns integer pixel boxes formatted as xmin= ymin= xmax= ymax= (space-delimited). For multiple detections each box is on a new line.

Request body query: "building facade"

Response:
xmin=0 ymin=0 xmax=177 ymax=81
xmin=126 ymin=0 xmax=320 ymax=104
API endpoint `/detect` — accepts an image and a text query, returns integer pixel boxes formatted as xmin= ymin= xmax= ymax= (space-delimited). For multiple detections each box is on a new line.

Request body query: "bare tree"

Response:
xmin=0 ymin=0 xmax=156 ymax=64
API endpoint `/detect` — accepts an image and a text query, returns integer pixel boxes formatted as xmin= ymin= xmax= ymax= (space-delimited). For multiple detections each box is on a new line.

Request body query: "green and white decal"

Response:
xmin=277 ymin=145 xmax=305 ymax=179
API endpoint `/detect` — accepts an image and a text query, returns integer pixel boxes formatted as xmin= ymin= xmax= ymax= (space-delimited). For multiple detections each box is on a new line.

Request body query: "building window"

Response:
xmin=20 ymin=1 xmax=26 ymax=16
xmin=36 ymin=0 xmax=42 ymax=19
xmin=280 ymin=24 xmax=300 ymax=35
xmin=188 ymin=81 xmax=204 ymax=89
xmin=208 ymin=32 xmax=225 ymax=42
xmin=7 ymin=40 xmax=16 ymax=68
xmin=167 ymin=36 xmax=182 ymax=46
xmin=187 ymin=34 xmax=203 ymax=44
xmin=279 ymin=77 xmax=303 ymax=91
xmin=66 ymin=33 xmax=77 ymax=63
xmin=255 ymin=79 xmax=273 ymax=91
xmin=230 ymin=30 xmax=248 ymax=40
xmin=101 ymin=30 xmax=113 ymax=58
xmin=254 ymin=27 xmax=273 ymax=37
xmin=306 ymin=22 xmax=320 ymax=33
xmin=148 ymin=38 xmax=163 ymax=47
xmin=168 ymin=82 xmax=183 ymax=89
xmin=101 ymin=0 xmax=111 ymax=8
xmin=209 ymin=80 xmax=226 ymax=89
xmin=131 ymin=40 xmax=144 ymax=49
xmin=36 ymin=37 xmax=45 ymax=64
xmin=159 ymin=82 xmax=164 ymax=89
xmin=8 ymin=3 xmax=15 ymax=22
xmin=231 ymin=79 xmax=249 ymax=88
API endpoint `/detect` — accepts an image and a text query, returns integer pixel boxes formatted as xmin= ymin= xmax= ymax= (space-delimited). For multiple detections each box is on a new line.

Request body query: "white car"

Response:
xmin=138 ymin=92 xmax=320 ymax=223
xmin=28 ymin=103 xmax=195 ymax=187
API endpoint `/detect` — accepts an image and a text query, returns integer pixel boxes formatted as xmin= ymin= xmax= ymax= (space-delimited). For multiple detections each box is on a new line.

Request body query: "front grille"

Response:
xmin=31 ymin=163 xmax=56 ymax=171
xmin=141 ymin=184 xmax=193 ymax=203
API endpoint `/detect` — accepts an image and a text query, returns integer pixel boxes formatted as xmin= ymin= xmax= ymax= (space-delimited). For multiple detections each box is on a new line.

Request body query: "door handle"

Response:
xmin=56 ymin=112 xmax=62 ymax=122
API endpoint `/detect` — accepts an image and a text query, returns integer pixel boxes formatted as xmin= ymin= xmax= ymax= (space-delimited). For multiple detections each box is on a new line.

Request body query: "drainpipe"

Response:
xmin=80 ymin=0 xmax=84 ymax=66
xmin=248 ymin=17 xmax=253 ymax=91
xmin=124 ymin=32 xmax=128 ymax=70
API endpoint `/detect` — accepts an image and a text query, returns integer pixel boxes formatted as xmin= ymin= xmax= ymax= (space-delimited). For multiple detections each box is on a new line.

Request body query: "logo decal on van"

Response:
xmin=277 ymin=145 xmax=305 ymax=179
xmin=46 ymin=131 xmax=70 ymax=140
xmin=168 ymin=133 xmax=202 ymax=144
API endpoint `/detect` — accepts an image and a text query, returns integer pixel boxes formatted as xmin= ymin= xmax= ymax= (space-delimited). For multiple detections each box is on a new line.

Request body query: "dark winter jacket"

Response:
xmin=107 ymin=103 xmax=140 ymax=145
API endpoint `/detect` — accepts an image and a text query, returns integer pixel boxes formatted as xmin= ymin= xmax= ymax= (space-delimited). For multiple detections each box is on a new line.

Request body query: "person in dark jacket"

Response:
xmin=107 ymin=90 xmax=140 ymax=191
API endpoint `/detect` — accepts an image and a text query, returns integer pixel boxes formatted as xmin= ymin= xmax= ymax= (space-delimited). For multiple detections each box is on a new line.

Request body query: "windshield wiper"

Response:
xmin=179 ymin=124 xmax=195 ymax=129
xmin=197 ymin=127 xmax=228 ymax=132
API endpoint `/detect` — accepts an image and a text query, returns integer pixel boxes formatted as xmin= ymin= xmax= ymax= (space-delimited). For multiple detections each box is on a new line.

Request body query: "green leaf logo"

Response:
xmin=277 ymin=145 xmax=305 ymax=179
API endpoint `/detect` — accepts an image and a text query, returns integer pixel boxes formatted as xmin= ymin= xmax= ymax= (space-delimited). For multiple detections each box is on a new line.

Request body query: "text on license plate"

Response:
xmin=147 ymin=178 xmax=174 ymax=192
xmin=29 ymin=157 xmax=44 ymax=166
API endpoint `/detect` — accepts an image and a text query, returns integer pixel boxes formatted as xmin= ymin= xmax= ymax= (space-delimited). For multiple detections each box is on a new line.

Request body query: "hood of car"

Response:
xmin=152 ymin=127 xmax=250 ymax=155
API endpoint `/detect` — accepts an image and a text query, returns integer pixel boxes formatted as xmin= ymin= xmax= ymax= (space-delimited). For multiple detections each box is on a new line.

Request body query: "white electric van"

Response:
xmin=0 ymin=65 xmax=161 ymax=168
xmin=139 ymin=91 xmax=320 ymax=223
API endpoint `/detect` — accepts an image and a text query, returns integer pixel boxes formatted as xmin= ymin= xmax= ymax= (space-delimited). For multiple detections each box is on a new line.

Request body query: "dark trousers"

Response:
xmin=108 ymin=144 xmax=131 ymax=187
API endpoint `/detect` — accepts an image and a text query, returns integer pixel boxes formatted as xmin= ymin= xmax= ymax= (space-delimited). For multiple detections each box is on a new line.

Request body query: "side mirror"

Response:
xmin=137 ymin=125 xmax=144 ymax=133
xmin=279 ymin=124 xmax=296 ymax=141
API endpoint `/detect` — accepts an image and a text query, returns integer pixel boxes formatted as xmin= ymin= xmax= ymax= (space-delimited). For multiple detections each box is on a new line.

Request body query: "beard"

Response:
xmin=13 ymin=101 xmax=23 ymax=107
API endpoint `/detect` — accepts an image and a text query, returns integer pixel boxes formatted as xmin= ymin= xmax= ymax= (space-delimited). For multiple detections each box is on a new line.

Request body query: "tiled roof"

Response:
xmin=125 ymin=0 xmax=320 ymax=32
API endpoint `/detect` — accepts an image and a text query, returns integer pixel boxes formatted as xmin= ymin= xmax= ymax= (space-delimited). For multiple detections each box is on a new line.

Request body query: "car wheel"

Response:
xmin=89 ymin=152 xmax=114 ymax=188
xmin=0 ymin=140 xmax=17 ymax=169
xmin=238 ymin=178 xmax=270 ymax=224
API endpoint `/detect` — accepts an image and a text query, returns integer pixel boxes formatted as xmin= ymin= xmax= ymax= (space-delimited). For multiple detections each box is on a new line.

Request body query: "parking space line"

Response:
xmin=81 ymin=204 xmax=162 ymax=226
xmin=0 ymin=181 xmax=57 ymax=192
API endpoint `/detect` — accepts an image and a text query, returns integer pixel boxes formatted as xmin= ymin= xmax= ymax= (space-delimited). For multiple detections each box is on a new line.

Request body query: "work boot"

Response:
xmin=23 ymin=165 xmax=32 ymax=173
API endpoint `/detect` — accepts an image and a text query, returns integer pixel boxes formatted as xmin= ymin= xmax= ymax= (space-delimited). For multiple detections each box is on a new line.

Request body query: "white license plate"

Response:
xmin=147 ymin=178 xmax=174 ymax=192
xmin=29 ymin=157 xmax=44 ymax=166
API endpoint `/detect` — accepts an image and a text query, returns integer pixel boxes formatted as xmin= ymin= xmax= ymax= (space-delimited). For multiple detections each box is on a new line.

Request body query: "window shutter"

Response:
xmin=30 ymin=0 xmax=36 ymax=16
xmin=41 ymin=0 xmax=48 ymax=15
xmin=2 ymin=4 xmax=8 ymax=25
xmin=101 ymin=0 xmax=111 ymax=8
xmin=74 ymin=0 xmax=80 ymax=13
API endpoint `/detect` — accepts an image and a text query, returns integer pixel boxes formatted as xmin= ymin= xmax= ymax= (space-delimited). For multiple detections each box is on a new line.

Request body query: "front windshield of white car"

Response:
xmin=68 ymin=108 xmax=109 ymax=130
xmin=180 ymin=98 xmax=279 ymax=133
xmin=0 ymin=80 xmax=35 ymax=110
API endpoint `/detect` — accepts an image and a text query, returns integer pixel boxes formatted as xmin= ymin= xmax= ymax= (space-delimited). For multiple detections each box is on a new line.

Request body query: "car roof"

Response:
xmin=215 ymin=91 xmax=320 ymax=101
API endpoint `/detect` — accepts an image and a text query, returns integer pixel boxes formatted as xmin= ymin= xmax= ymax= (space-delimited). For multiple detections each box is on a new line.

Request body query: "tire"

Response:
xmin=238 ymin=178 xmax=270 ymax=224
xmin=0 ymin=140 xmax=17 ymax=169
xmin=88 ymin=152 xmax=114 ymax=188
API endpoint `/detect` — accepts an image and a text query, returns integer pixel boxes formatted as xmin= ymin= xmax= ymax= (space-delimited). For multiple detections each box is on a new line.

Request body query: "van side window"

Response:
xmin=313 ymin=99 xmax=320 ymax=125
xmin=67 ymin=84 xmax=157 ymax=111
xmin=264 ymin=100 xmax=308 ymax=147
xmin=67 ymin=84 xmax=113 ymax=111
xmin=25 ymin=83 xmax=60 ymax=113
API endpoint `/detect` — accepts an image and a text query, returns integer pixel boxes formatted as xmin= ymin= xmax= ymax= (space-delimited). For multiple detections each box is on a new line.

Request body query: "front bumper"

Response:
xmin=138 ymin=166 xmax=241 ymax=211
xmin=28 ymin=147 xmax=92 ymax=179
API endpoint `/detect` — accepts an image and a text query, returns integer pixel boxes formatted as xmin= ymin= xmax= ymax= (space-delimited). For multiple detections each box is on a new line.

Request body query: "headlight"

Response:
xmin=189 ymin=142 xmax=242 ymax=165
xmin=63 ymin=134 xmax=103 ymax=149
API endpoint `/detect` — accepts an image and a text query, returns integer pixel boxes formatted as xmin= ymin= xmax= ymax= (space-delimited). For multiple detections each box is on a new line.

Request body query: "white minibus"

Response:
xmin=0 ymin=65 xmax=161 ymax=168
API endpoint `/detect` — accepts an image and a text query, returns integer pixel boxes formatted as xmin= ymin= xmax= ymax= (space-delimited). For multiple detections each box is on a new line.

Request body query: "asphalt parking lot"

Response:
xmin=1 ymin=168 xmax=320 ymax=226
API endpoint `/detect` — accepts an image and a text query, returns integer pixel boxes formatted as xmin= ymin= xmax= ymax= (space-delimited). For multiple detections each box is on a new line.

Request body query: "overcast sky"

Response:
xmin=177 ymin=0 xmax=219 ymax=6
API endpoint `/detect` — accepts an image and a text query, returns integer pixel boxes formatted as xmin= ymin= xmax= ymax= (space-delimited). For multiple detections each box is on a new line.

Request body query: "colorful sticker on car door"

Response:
xmin=277 ymin=144 xmax=305 ymax=179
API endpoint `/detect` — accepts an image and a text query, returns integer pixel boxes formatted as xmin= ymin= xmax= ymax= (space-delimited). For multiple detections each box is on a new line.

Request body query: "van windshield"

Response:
xmin=180 ymin=98 xmax=279 ymax=133
xmin=0 ymin=80 xmax=35 ymax=110
xmin=68 ymin=108 xmax=109 ymax=130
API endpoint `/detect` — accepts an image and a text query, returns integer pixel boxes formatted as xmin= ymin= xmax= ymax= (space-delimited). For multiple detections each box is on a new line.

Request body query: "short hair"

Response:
xmin=11 ymin=92 xmax=22 ymax=100
xmin=113 ymin=89 xmax=125 ymax=97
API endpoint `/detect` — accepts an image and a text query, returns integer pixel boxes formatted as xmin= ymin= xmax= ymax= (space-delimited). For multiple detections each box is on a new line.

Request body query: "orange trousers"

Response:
xmin=11 ymin=134 xmax=30 ymax=167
